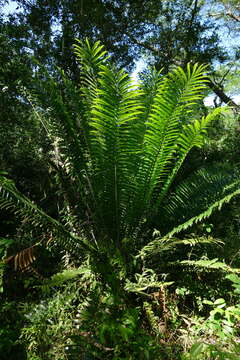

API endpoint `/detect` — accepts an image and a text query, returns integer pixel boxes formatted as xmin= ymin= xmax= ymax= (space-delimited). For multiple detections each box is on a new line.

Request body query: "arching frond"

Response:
xmin=167 ymin=185 xmax=240 ymax=237
xmin=140 ymin=165 xmax=240 ymax=257
xmin=179 ymin=258 xmax=240 ymax=274
xmin=138 ymin=235 xmax=222 ymax=259
xmin=163 ymin=165 xmax=240 ymax=231
xmin=152 ymin=108 xmax=223 ymax=212
xmin=0 ymin=175 xmax=94 ymax=253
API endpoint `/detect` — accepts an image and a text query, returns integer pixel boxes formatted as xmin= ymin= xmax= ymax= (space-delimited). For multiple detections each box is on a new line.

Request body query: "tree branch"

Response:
xmin=189 ymin=0 xmax=199 ymax=29
xmin=226 ymin=11 xmax=240 ymax=22
xmin=208 ymin=79 xmax=239 ymax=110
xmin=126 ymin=32 xmax=239 ymax=111
xmin=126 ymin=33 xmax=159 ymax=54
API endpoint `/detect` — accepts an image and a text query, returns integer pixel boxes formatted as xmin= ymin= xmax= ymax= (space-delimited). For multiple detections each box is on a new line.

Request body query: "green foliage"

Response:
xmin=139 ymin=234 xmax=222 ymax=259
xmin=20 ymin=263 xmax=160 ymax=360
xmin=0 ymin=301 xmax=26 ymax=360
xmin=182 ymin=341 xmax=240 ymax=360
xmin=125 ymin=268 xmax=173 ymax=295
xmin=1 ymin=40 xmax=240 ymax=360
xmin=1 ymin=40 xmax=239 ymax=272
xmin=1 ymin=2 xmax=240 ymax=359
xmin=0 ymin=237 xmax=14 ymax=259
xmin=20 ymin=261 xmax=96 ymax=359
xmin=173 ymin=269 xmax=240 ymax=360
xmin=180 ymin=258 xmax=240 ymax=273
xmin=77 ymin=301 xmax=159 ymax=359
xmin=202 ymin=298 xmax=240 ymax=338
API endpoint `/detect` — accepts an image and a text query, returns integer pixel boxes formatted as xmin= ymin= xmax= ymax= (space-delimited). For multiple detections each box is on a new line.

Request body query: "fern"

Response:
xmin=125 ymin=268 xmax=173 ymax=296
xmin=178 ymin=258 xmax=240 ymax=273
xmin=162 ymin=164 xmax=240 ymax=228
xmin=1 ymin=40 xmax=240 ymax=273
xmin=43 ymin=267 xmax=92 ymax=287
xmin=139 ymin=235 xmax=222 ymax=259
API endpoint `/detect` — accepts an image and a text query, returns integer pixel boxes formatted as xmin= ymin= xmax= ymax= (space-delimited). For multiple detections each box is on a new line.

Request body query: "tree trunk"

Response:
xmin=208 ymin=79 xmax=239 ymax=111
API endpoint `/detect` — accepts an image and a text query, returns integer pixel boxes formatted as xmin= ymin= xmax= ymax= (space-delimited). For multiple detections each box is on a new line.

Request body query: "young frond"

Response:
xmin=87 ymin=64 xmax=144 ymax=241
xmin=74 ymin=39 xmax=109 ymax=73
xmin=74 ymin=39 xmax=109 ymax=108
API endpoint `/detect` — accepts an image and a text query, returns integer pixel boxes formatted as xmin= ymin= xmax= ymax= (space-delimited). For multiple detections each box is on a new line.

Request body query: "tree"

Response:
xmin=132 ymin=0 xmax=225 ymax=68
xmin=0 ymin=10 xmax=55 ymax=247
xmin=210 ymin=0 xmax=240 ymax=23
xmin=13 ymin=0 xmax=160 ymax=75
xmin=3 ymin=1 xmax=239 ymax=108
xmin=0 ymin=9 xmax=51 ymax=191
xmin=134 ymin=0 xmax=240 ymax=109
xmin=1 ymin=40 xmax=240 ymax=291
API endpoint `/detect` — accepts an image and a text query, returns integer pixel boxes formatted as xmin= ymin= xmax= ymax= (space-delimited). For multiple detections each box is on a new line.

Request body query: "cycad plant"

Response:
xmin=1 ymin=40 xmax=240 ymax=286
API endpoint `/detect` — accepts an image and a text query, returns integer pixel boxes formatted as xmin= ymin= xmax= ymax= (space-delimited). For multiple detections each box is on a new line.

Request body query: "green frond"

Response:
xmin=43 ymin=267 xmax=92 ymax=287
xmin=153 ymin=108 xmax=223 ymax=211
xmin=139 ymin=235 xmax=221 ymax=259
xmin=162 ymin=165 xmax=240 ymax=231
xmin=28 ymin=69 xmax=100 ymax=233
xmin=143 ymin=64 xmax=208 ymax=190
xmin=135 ymin=67 xmax=165 ymax=164
xmin=127 ymin=64 xmax=210 ymax=233
xmin=139 ymin=164 xmax=240 ymax=257
xmin=139 ymin=67 xmax=164 ymax=125
xmin=74 ymin=38 xmax=109 ymax=74
xmin=179 ymin=258 xmax=240 ymax=273
xmin=0 ymin=175 xmax=94 ymax=253
xmin=166 ymin=185 xmax=240 ymax=238
xmin=124 ymin=268 xmax=173 ymax=295
xmin=177 ymin=108 xmax=222 ymax=152
xmin=88 ymin=64 xmax=144 ymax=241
xmin=74 ymin=39 xmax=109 ymax=109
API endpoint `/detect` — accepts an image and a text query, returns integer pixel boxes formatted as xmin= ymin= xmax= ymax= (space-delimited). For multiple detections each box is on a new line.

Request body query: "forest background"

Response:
xmin=1 ymin=1 xmax=240 ymax=359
